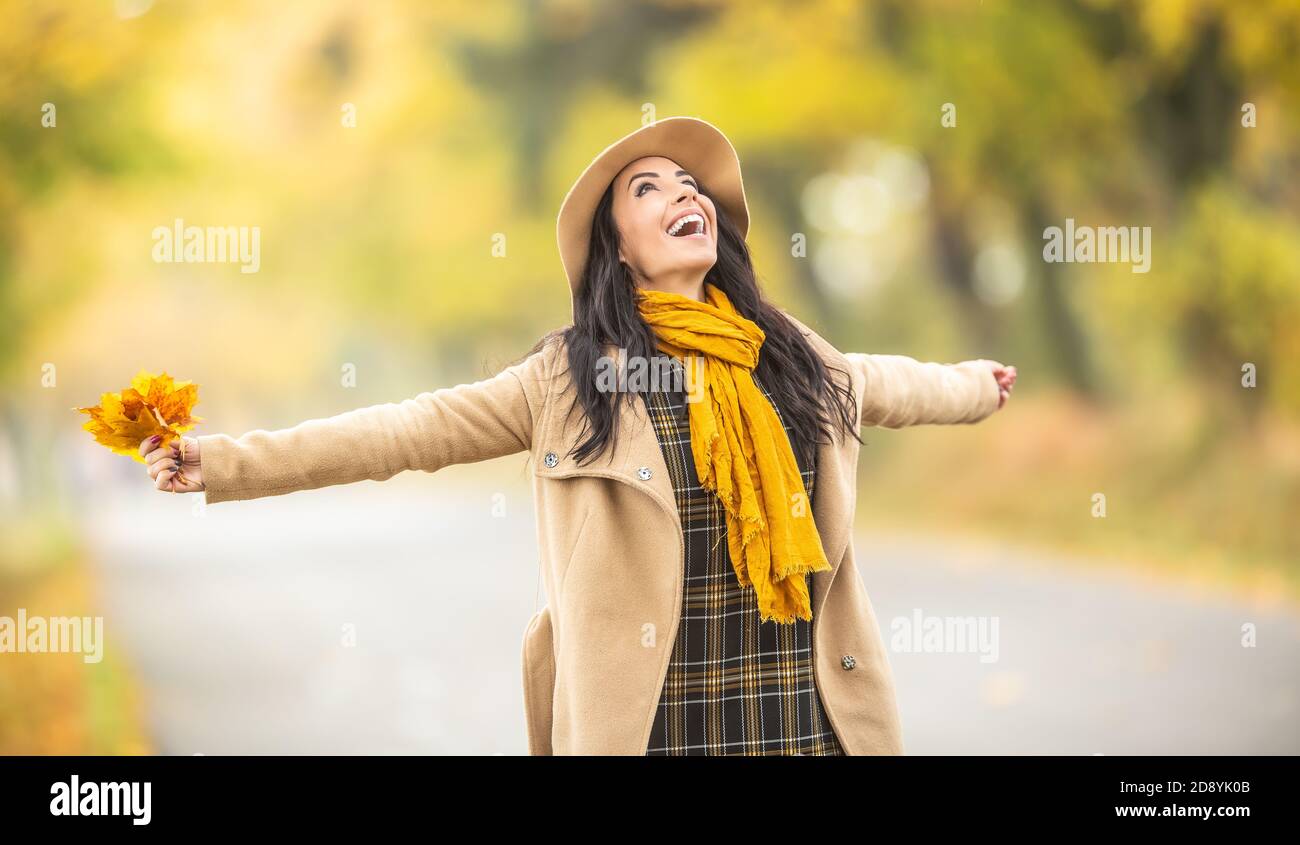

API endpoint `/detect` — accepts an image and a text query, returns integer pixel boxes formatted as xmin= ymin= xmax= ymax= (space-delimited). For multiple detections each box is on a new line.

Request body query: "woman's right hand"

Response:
xmin=140 ymin=434 xmax=205 ymax=493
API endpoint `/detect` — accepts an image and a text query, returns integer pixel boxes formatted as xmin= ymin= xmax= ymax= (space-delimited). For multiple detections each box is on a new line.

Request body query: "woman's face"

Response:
xmin=610 ymin=155 xmax=717 ymax=297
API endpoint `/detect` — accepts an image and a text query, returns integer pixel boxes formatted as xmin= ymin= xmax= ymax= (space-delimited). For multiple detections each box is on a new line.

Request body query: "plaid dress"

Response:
xmin=642 ymin=359 xmax=845 ymax=756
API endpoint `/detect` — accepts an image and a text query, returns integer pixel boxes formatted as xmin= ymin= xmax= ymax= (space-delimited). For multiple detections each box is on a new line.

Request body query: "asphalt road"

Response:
xmin=85 ymin=464 xmax=1300 ymax=755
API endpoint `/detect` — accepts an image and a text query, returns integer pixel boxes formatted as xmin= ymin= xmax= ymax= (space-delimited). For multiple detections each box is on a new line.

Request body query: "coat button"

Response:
xmin=841 ymin=654 xmax=856 ymax=670
xmin=543 ymin=451 xmax=558 ymax=468
xmin=637 ymin=466 xmax=653 ymax=481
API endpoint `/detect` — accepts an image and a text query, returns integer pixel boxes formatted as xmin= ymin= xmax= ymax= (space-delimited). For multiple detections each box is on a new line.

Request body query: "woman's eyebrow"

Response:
xmin=627 ymin=170 xmax=693 ymax=192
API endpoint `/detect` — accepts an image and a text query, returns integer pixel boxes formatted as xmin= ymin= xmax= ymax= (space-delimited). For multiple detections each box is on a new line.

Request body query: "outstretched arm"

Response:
xmin=845 ymin=352 xmax=1014 ymax=428
xmin=192 ymin=344 xmax=551 ymax=504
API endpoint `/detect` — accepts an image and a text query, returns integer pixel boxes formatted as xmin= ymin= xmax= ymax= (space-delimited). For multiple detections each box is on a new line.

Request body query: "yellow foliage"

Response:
xmin=73 ymin=370 xmax=202 ymax=464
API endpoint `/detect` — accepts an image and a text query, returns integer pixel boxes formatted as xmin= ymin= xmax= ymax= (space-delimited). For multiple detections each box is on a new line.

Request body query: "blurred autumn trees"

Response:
xmin=1 ymin=0 xmax=1297 ymax=535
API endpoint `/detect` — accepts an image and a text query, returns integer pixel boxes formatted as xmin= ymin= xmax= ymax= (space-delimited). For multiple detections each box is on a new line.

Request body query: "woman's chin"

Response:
xmin=674 ymin=258 xmax=717 ymax=278
xmin=664 ymin=244 xmax=717 ymax=269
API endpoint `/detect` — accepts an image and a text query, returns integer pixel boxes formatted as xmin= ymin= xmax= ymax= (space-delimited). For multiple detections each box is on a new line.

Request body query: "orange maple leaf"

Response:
xmin=74 ymin=370 xmax=203 ymax=464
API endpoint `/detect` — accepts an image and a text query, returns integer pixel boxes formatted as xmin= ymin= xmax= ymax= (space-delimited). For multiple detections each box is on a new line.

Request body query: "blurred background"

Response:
xmin=1 ymin=0 xmax=1298 ymax=755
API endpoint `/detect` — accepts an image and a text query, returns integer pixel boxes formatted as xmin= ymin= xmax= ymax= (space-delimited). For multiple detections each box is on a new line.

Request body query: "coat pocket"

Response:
xmin=521 ymin=604 xmax=556 ymax=755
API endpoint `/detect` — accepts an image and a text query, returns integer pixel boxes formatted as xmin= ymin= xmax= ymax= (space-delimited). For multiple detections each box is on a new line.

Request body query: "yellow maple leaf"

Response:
xmin=74 ymin=370 xmax=203 ymax=464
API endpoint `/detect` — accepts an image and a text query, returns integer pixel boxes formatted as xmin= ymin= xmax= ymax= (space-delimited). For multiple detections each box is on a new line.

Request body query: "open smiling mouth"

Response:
xmin=666 ymin=213 xmax=707 ymax=238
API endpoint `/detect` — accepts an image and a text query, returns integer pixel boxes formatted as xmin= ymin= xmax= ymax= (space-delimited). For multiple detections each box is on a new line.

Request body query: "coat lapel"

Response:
xmin=530 ymin=343 xmax=680 ymax=521
xmin=778 ymin=321 xmax=857 ymax=623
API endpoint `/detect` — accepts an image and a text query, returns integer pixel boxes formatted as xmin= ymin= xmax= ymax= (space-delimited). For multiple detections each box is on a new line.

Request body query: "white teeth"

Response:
xmin=667 ymin=213 xmax=704 ymax=236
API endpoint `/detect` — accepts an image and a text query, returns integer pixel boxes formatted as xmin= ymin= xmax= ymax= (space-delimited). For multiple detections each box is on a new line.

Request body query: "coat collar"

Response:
xmin=531 ymin=340 xmax=681 ymax=516
xmin=530 ymin=318 xmax=858 ymax=622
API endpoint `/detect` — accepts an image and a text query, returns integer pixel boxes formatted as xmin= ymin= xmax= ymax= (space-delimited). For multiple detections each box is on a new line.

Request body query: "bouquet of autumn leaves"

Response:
xmin=75 ymin=370 xmax=202 ymax=488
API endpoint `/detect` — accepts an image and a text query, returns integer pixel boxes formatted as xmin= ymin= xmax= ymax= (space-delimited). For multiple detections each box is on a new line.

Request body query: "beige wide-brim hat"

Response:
xmin=555 ymin=116 xmax=750 ymax=298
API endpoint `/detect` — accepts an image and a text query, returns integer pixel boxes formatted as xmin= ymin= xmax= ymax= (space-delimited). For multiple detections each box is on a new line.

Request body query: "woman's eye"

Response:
xmin=636 ymin=179 xmax=697 ymax=197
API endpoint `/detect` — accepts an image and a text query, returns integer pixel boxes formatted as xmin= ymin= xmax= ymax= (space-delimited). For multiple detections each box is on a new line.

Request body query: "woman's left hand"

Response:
xmin=992 ymin=364 xmax=1017 ymax=409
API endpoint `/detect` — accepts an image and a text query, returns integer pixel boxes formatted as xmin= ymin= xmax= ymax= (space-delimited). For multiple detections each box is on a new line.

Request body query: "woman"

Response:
xmin=140 ymin=116 xmax=1017 ymax=755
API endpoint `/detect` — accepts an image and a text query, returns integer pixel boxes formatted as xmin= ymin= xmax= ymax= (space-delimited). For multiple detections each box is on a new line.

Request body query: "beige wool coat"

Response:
xmin=195 ymin=311 xmax=1004 ymax=755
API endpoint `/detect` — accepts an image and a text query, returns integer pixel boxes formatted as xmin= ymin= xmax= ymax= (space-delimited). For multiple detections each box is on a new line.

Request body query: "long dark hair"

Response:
xmin=524 ymin=178 xmax=861 ymax=468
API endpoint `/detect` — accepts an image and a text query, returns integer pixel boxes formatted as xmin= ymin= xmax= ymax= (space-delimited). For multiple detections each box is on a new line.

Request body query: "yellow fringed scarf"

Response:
xmin=636 ymin=282 xmax=831 ymax=624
